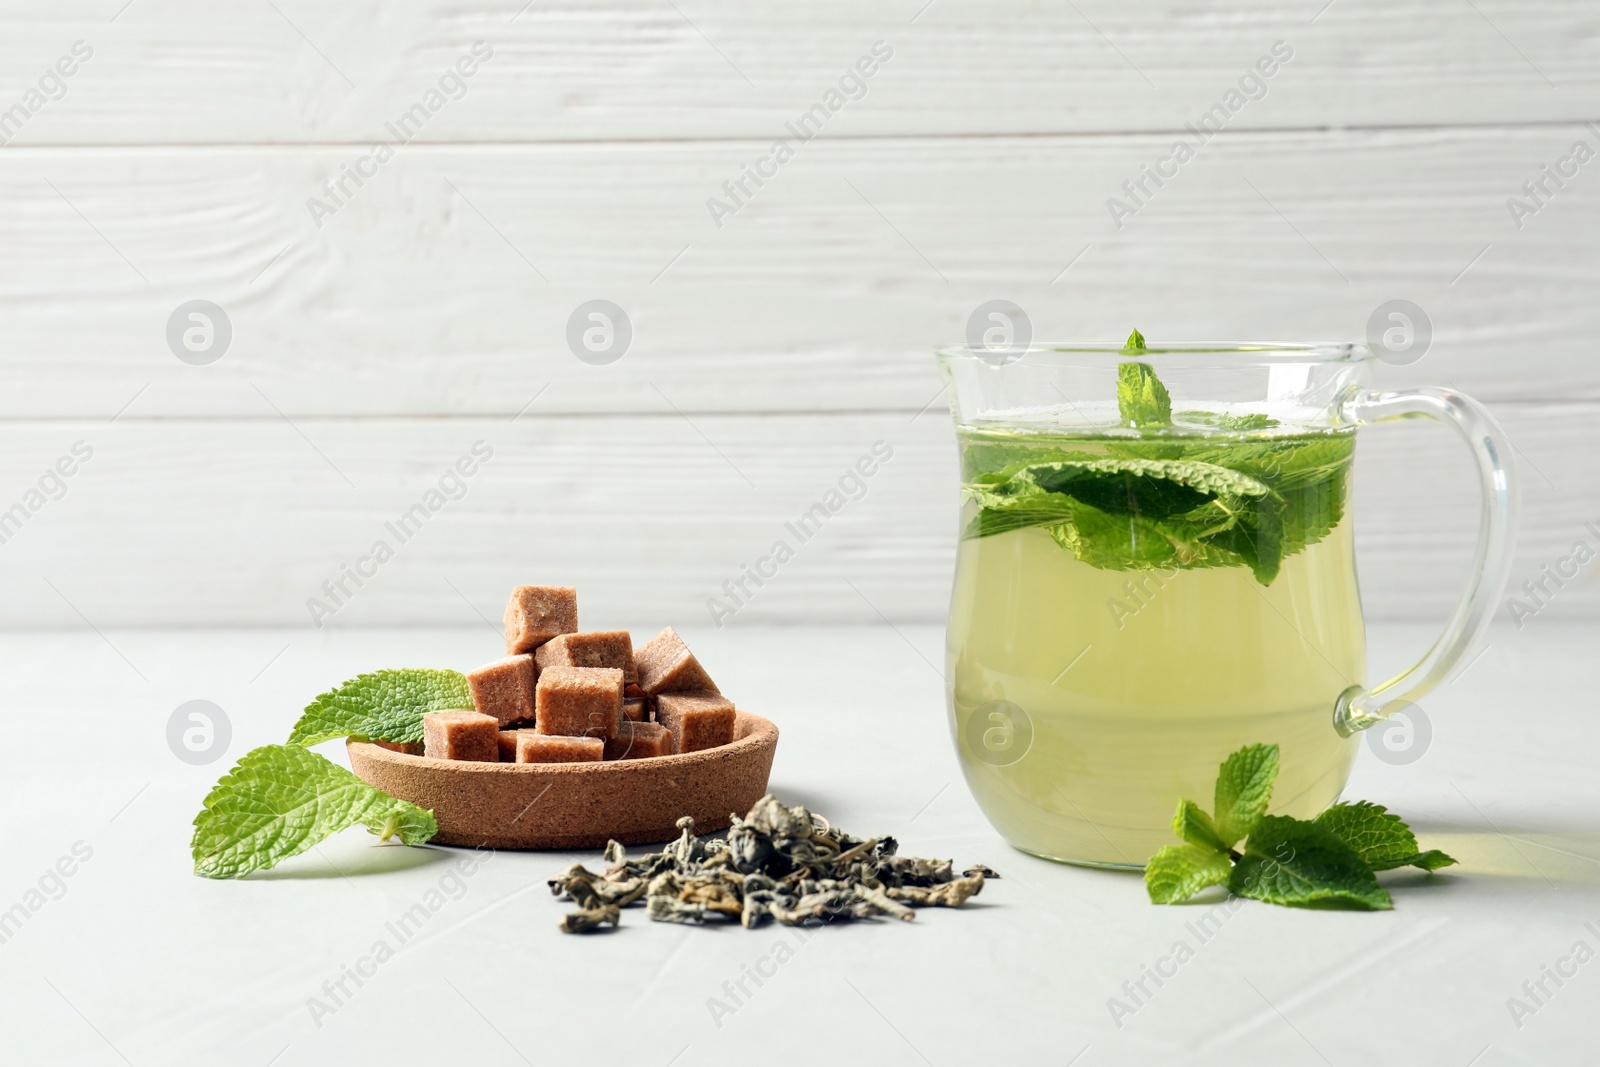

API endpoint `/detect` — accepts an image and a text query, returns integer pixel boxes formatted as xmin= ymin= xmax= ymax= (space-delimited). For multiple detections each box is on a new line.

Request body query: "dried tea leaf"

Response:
xmin=559 ymin=905 xmax=620 ymax=934
xmin=888 ymin=874 xmax=986 ymax=908
xmin=551 ymin=795 xmax=996 ymax=933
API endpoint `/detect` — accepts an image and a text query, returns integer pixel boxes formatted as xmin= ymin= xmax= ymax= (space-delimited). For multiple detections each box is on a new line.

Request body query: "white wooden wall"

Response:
xmin=1 ymin=1 xmax=1596 ymax=628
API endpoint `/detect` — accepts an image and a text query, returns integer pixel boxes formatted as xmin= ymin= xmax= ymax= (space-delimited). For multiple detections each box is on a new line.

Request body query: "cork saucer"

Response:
xmin=347 ymin=712 xmax=778 ymax=850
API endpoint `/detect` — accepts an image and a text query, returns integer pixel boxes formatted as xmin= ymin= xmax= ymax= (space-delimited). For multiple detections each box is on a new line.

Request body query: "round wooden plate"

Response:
xmin=347 ymin=712 xmax=778 ymax=850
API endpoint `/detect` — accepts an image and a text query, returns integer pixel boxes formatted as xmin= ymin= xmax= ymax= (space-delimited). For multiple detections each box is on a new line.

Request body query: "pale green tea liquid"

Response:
xmin=947 ymin=431 xmax=1365 ymax=867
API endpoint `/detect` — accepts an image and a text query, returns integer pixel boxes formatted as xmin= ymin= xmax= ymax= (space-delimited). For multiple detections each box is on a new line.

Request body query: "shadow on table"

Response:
xmin=1399 ymin=820 xmax=1600 ymax=885
xmin=251 ymin=841 xmax=454 ymax=880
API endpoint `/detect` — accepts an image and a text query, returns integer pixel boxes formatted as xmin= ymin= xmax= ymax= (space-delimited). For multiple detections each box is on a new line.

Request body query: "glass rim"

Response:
xmin=935 ymin=341 xmax=1373 ymax=363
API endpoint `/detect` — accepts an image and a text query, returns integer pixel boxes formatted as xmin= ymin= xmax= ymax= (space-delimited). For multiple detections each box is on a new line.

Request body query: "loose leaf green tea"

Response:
xmin=288 ymin=668 xmax=473 ymax=746
xmin=550 ymin=796 xmax=995 ymax=932
xmin=191 ymin=744 xmax=438 ymax=878
xmin=960 ymin=345 xmax=1354 ymax=585
xmin=1144 ymin=743 xmax=1456 ymax=910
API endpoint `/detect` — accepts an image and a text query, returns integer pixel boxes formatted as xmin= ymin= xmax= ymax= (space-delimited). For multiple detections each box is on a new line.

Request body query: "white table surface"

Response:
xmin=2 ymin=622 xmax=1594 ymax=1067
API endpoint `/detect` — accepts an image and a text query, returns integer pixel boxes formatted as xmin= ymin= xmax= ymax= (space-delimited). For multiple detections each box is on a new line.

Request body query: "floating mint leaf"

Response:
xmin=1187 ymin=435 xmax=1355 ymax=493
xmin=191 ymin=744 xmax=437 ymax=878
xmin=1221 ymin=413 xmax=1279 ymax=431
xmin=1230 ymin=815 xmax=1392 ymax=910
xmin=1178 ymin=411 xmax=1282 ymax=432
xmin=962 ymin=456 xmax=1271 ymax=573
xmin=1118 ymin=361 xmax=1171 ymax=428
xmin=1105 ymin=440 xmax=1188 ymax=461
xmin=288 ymin=668 xmax=472 ymax=747
xmin=1315 ymin=802 xmax=1458 ymax=872
xmin=1173 ymin=799 xmax=1228 ymax=853
xmin=1145 ymin=844 xmax=1232 ymax=904
xmin=1046 ymin=501 xmax=1242 ymax=572
xmin=1213 ymin=743 xmax=1279 ymax=847
xmin=1123 ymin=327 xmax=1146 ymax=351
xmin=1032 ymin=456 xmax=1270 ymax=504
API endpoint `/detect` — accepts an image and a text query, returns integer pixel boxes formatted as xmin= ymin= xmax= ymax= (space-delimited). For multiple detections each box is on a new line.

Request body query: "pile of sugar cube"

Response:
xmin=419 ymin=585 xmax=736 ymax=764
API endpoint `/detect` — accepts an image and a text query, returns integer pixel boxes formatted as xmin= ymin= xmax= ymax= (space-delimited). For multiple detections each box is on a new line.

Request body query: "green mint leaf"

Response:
xmin=1196 ymin=435 xmax=1355 ymax=491
xmin=1045 ymin=503 xmax=1244 ymax=571
xmin=960 ymin=440 xmax=1100 ymax=486
xmin=1186 ymin=434 xmax=1356 ymax=584
xmin=1031 ymin=456 xmax=1270 ymax=508
xmin=287 ymin=669 xmax=472 ymax=747
xmin=1145 ymin=844 xmax=1233 ymax=904
xmin=1315 ymin=802 xmax=1457 ymax=872
xmin=1177 ymin=411 xmax=1282 ymax=432
xmin=1313 ymin=801 xmax=1418 ymax=869
xmin=1104 ymin=440 xmax=1188 ymax=461
xmin=965 ymin=456 xmax=1280 ymax=578
xmin=1202 ymin=494 xmax=1287 ymax=585
xmin=1230 ymin=815 xmax=1392 ymax=910
xmin=1173 ymin=799 xmax=1228 ymax=852
xmin=1213 ymin=743 xmax=1279 ymax=847
xmin=1124 ymin=328 xmax=1146 ymax=351
xmin=191 ymin=744 xmax=437 ymax=878
xmin=966 ymin=457 xmax=1267 ymax=537
xmin=1118 ymin=361 xmax=1171 ymax=428
xmin=1406 ymin=850 xmax=1459 ymax=872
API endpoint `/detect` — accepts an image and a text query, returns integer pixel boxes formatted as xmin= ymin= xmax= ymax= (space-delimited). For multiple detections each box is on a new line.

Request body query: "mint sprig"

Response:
xmin=192 ymin=744 xmax=438 ymax=878
xmin=1145 ymin=743 xmax=1456 ymax=909
xmin=288 ymin=668 xmax=472 ymax=746
xmin=191 ymin=667 xmax=465 ymax=878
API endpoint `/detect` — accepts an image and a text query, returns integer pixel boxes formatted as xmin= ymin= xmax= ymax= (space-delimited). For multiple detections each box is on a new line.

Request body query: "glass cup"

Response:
xmin=937 ymin=342 xmax=1516 ymax=867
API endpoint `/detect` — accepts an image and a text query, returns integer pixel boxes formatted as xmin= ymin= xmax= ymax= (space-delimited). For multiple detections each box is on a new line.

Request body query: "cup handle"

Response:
xmin=1331 ymin=387 xmax=1519 ymax=737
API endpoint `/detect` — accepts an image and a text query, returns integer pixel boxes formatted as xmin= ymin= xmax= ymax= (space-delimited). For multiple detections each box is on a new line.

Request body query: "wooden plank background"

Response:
xmin=1 ymin=0 xmax=1596 ymax=627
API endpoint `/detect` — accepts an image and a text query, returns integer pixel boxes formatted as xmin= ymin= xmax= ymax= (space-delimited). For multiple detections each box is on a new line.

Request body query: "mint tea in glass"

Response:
xmin=938 ymin=339 xmax=1516 ymax=867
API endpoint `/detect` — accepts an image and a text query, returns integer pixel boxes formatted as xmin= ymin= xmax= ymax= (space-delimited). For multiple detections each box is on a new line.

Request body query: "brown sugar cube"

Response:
xmin=633 ymin=626 xmax=719 ymax=696
xmin=373 ymin=740 xmax=423 ymax=756
xmin=497 ymin=730 xmax=523 ymax=762
xmin=654 ymin=691 xmax=735 ymax=754
xmin=535 ymin=666 xmax=623 ymax=740
xmin=503 ymin=585 xmax=578 ymax=655
xmin=467 ymin=654 xmax=537 ymax=727
xmin=517 ymin=733 xmax=604 ymax=764
xmin=622 ymin=698 xmax=648 ymax=723
xmin=535 ymin=631 xmax=637 ymax=684
xmin=604 ymin=721 xmax=674 ymax=761
xmin=422 ymin=711 xmax=499 ymax=762
xmin=624 ymin=682 xmax=646 ymax=700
